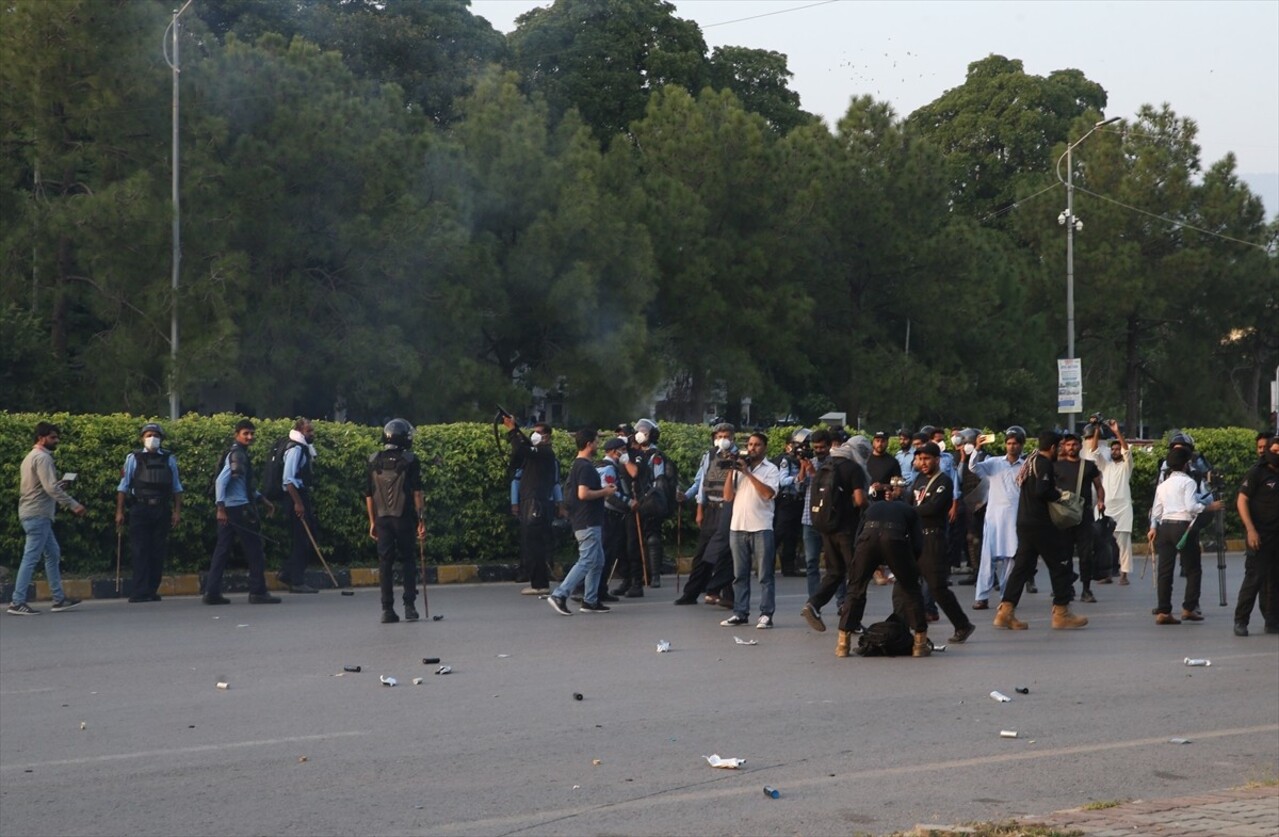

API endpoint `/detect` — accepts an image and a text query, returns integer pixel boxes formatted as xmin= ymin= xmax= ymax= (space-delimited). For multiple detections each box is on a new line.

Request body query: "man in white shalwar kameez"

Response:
xmin=1090 ymin=420 xmax=1134 ymax=584
xmin=966 ymin=427 xmax=1027 ymax=609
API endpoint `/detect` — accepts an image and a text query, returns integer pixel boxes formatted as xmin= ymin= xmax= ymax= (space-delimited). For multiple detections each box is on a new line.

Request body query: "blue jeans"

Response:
xmin=730 ymin=529 xmax=775 ymax=618
xmin=14 ymin=517 xmax=66 ymax=605
xmin=554 ymin=526 xmax=605 ymax=606
xmin=803 ymin=524 xmax=823 ymax=598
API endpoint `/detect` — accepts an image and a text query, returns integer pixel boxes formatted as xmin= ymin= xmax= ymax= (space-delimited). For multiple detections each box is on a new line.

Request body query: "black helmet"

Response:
xmin=634 ymin=418 xmax=659 ymax=445
xmin=790 ymin=428 xmax=812 ymax=445
xmin=1004 ymin=425 xmax=1027 ymax=444
xmin=383 ymin=418 xmax=414 ymax=448
xmin=1168 ymin=429 xmax=1195 ymax=450
xmin=919 ymin=424 xmax=938 ymax=438
xmin=140 ymin=422 xmax=165 ymax=439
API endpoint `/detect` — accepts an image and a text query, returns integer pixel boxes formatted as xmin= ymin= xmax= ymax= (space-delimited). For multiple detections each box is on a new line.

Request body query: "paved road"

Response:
xmin=1 ymin=569 xmax=1276 ymax=836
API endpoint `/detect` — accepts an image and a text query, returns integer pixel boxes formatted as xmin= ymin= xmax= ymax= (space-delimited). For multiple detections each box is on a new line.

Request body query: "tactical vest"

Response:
xmin=130 ymin=450 xmax=173 ymax=500
xmin=369 ymin=449 xmax=416 ymax=518
xmin=598 ymin=459 xmax=631 ymax=513
xmin=702 ymin=448 xmax=730 ymax=502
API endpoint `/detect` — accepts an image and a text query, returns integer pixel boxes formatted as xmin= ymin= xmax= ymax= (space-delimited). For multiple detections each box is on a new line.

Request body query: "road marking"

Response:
xmin=0 ymin=687 xmax=57 ymax=696
xmin=432 ymin=723 xmax=1279 ymax=836
xmin=1 ymin=730 xmax=368 ymax=772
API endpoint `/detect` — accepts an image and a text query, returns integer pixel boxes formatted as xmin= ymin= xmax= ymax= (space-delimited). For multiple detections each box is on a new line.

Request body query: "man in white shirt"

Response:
xmin=1090 ymin=420 xmax=1134 ymax=585
xmin=1148 ymin=447 xmax=1223 ymax=624
xmin=721 ymin=433 xmax=781 ymax=629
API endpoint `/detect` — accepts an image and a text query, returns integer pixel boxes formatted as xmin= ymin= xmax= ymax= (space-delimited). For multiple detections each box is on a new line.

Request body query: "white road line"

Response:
xmin=1 ymin=730 xmax=369 ymax=772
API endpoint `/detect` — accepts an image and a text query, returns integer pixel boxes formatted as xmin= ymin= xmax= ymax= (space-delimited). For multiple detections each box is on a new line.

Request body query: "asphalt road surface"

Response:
xmin=2 ymin=565 xmax=1276 ymax=836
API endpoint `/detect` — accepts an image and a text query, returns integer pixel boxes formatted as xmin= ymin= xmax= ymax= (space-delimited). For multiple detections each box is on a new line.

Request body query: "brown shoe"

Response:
xmin=993 ymin=602 xmax=1028 ymax=630
xmin=835 ymin=630 xmax=852 ymax=658
xmin=912 ymin=631 xmax=932 ymax=657
xmin=1156 ymin=612 xmax=1182 ymax=625
xmin=972 ymin=600 xmax=989 ymax=610
xmin=1181 ymin=609 xmax=1204 ymax=622
xmin=1118 ymin=573 xmax=1129 ymax=586
xmin=1051 ymin=604 xmax=1088 ymax=629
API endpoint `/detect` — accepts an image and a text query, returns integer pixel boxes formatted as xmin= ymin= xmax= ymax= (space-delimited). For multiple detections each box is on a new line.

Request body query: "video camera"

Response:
xmin=792 ymin=439 xmax=813 ymax=460
xmin=1083 ymin=413 xmax=1114 ymax=441
xmin=716 ymin=450 xmax=746 ymax=470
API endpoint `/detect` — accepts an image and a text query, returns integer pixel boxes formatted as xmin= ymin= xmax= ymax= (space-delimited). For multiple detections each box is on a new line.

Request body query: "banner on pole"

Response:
xmin=1058 ymin=358 xmax=1083 ymax=413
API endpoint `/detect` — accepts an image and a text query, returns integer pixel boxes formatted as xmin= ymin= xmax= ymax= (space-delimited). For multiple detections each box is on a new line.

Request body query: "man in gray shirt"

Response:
xmin=9 ymin=421 xmax=86 ymax=615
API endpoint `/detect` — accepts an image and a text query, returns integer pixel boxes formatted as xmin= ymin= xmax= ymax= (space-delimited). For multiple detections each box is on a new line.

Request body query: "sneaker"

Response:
xmin=289 ymin=585 xmax=319 ymax=594
xmin=801 ymin=602 xmax=825 ymax=632
xmin=548 ymin=595 xmax=572 ymax=616
xmin=51 ymin=598 xmax=81 ymax=612
xmin=579 ymin=601 xmax=611 ymax=613
xmin=403 ymin=605 xmax=420 ymax=622
xmin=248 ymin=594 xmax=281 ymax=604
xmin=1233 ymin=622 xmax=1249 ymax=637
xmin=7 ymin=602 xmax=39 ymax=616
xmin=1080 ymin=589 xmax=1097 ymax=603
xmin=381 ymin=609 xmax=399 ymax=624
xmin=756 ymin=614 xmax=773 ymax=629
xmin=720 ymin=614 xmax=748 ymax=626
xmin=949 ymin=623 xmax=977 ymax=644
xmin=202 ymin=594 xmax=230 ymax=605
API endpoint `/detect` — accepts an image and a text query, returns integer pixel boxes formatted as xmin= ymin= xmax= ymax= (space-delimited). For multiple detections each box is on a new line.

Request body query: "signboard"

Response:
xmin=1057 ymin=358 xmax=1083 ymax=413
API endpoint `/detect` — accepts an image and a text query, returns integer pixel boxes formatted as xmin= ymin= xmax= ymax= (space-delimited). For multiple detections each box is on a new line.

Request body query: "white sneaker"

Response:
xmin=756 ymin=614 xmax=773 ymax=629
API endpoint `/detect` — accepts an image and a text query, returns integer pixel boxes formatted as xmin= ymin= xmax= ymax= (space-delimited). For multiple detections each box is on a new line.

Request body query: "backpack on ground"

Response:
xmin=809 ymin=459 xmax=845 ymax=534
xmin=853 ymin=615 xmax=914 ymax=657
xmin=260 ymin=437 xmax=297 ymax=501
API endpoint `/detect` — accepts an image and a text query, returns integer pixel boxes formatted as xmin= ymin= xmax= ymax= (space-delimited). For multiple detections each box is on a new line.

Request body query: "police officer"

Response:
xmin=625 ymin=417 xmax=668 ymax=592
xmin=1235 ymin=434 xmax=1279 ymax=636
xmin=364 ymin=419 xmax=426 ymax=623
xmin=587 ymin=438 xmax=630 ymax=605
xmin=205 ymin=420 xmax=278 ymax=605
xmin=774 ymin=430 xmax=809 ymax=576
xmin=902 ymin=443 xmax=976 ymax=643
xmin=115 ymin=423 xmax=183 ymax=603
xmin=674 ymin=423 xmax=738 ymax=606
xmin=503 ymin=416 xmax=563 ymax=596
xmin=281 ymin=418 xmax=320 ymax=594
xmin=838 ymin=477 xmax=932 ymax=658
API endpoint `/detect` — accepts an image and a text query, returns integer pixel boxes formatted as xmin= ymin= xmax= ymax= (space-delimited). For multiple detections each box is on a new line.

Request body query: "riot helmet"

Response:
xmin=1004 ymin=425 xmax=1027 ymax=444
xmin=1168 ymin=429 xmax=1195 ymax=450
xmin=140 ymin=422 xmax=165 ymax=439
xmin=383 ymin=418 xmax=415 ymax=448
xmin=634 ymin=418 xmax=659 ymax=445
xmin=790 ymin=428 xmax=813 ymax=445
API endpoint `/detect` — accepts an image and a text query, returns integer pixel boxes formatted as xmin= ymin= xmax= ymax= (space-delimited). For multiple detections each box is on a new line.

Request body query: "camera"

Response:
xmin=716 ymin=450 xmax=745 ymax=469
xmin=792 ymin=440 xmax=813 ymax=460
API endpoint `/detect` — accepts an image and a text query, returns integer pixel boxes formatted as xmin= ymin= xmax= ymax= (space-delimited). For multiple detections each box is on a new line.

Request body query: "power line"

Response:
xmin=702 ymin=0 xmax=839 ymax=29
xmin=1072 ymin=184 xmax=1269 ymax=251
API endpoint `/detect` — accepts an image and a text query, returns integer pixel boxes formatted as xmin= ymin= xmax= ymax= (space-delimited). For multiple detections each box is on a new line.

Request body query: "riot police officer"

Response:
xmin=115 ymin=423 xmax=183 ymax=602
xmin=365 ymin=419 xmax=426 ymax=623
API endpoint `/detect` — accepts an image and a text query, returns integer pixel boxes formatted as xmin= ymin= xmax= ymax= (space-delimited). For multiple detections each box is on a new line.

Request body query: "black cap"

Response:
xmin=918 ymin=442 xmax=942 ymax=457
xmin=603 ymin=437 xmax=627 ymax=451
xmin=872 ymin=431 xmax=889 ymax=440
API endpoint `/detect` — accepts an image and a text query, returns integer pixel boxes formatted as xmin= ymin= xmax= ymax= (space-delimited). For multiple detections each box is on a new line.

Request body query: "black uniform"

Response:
xmin=899 ymin=470 xmax=973 ymax=634
xmin=864 ymin=452 xmax=902 ymax=501
xmin=805 ymin=454 xmax=867 ymax=617
xmin=773 ymin=452 xmax=805 ymax=575
xmin=509 ymin=431 xmax=560 ymax=591
xmin=1055 ymin=457 xmax=1102 ymax=588
xmin=676 ymin=448 xmax=736 ymax=602
xmin=1236 ymin=458 xmax=1279 ymax=630
xmin=365 ymin=447 xmax=423 ymax=611
xmin=841 ymin=498 xmax=928 ymax=633
xmin=1002 ymin=453 xmax=1075 ymax=606
xmin=634 ymin=445 xmax=668 ymax=587
xmin=595 ymin=456 xmax=631 ymax=603
xmin=119 ymin=449 xmax=180 ymax=600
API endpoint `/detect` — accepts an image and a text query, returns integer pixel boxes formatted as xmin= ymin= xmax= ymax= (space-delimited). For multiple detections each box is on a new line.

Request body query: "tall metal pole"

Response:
xmin=169 ymin=6 xmax=181 ymax=420
xmin=1065 ymin=142 xmax=1076 ymax=432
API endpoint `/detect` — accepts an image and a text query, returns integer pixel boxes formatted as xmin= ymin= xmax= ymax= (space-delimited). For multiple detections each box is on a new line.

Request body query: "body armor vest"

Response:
xmin=370 ymin=449 xmax=416 ymax=518
xmin=130 ymin=451 xmax=173 ymax=500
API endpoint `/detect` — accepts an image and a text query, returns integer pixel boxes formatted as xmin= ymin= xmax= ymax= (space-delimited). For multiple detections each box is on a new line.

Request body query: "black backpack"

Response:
xmin=639 ymin=449 xmax=678 ymax=519
xmin=260 ymin=437 xmax=298 ymax=501
xmin=808 ymin=458 xmax=845 ymax=534
xmin=854 ymin=615 xmax=914 ymax=657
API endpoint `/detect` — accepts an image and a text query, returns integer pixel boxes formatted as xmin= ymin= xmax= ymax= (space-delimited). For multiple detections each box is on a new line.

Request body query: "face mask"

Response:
xmin=635 ymin=431 xmax=648 ymax=445
xmin=951 ymin=434 xmax=963 ymax=448
xmin=716 ymin=437 xmax=732 ymax=452
xmin=619 ymin=453 xmax=630 ymax=465
xmin=143 ymin=436 xmax=161 ymax=452
xmin=964 ymin=443 xmax=975 ymax=456
xmin=936 ymin=440 xmax=947 ymax=451
xmin=529 ymin=432 xmax=543 ymax=446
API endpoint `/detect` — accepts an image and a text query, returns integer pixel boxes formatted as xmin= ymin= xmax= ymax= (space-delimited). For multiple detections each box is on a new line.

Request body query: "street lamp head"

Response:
xmin=1058 ymin=211 xmax=1068 ymax=225
xmin=1094 ymin=116 xmax=1122 ymax=128
xmin=1074 ymin=218 xmax=1083 ymax=232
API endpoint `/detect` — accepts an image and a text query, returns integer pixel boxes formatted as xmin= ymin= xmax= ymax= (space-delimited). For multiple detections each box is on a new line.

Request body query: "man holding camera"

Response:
xmin=799 ymin=432 xmax=867 ymax=632
xmin=674 ymin=423 xmax=738 ymax=606
xmin=721 ymin=432 xmax=781 ymax=629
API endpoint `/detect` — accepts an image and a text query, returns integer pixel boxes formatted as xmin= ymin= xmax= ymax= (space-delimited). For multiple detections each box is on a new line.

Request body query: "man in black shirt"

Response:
xmin=994 ymin=430 xmax=1088 ymax=630
xmin=837 ymin=477 xmax=931 ymax=657
xmin=865 ymin=431 xmax=903 ymax=501
xmin=548 ymin=429 xmax=617 ymax=615
xmin=903 ymin=443 xmax=976 ymax=643
xmin=364 ymin=419 xmax=425 ymax=624
xmin=1234 ymin=435 xmax=1279 ymax=635
xmin=1054 ymin=433 xmax=1105 ymax=601
xmin=504 ymin=416 xmax=563 ymax=596
xmin=799 ymin=433 xmax=867 ymax=633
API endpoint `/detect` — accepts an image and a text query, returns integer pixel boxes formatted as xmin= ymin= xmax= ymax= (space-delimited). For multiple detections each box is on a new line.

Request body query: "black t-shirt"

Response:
xmin=567 ymin=456 xmax=604 ymax=531
xmin=1054 ymin=458 xmax=1100 ymax=504
xmin=1239 ymin=463 xmax=1279 ymax=536
xmin=866 ymin=452 xmax=902 ymax=491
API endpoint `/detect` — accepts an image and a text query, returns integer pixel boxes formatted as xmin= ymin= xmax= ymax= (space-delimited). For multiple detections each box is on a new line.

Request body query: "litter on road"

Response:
xmin=380 ymin=676 xmax=397 ymax=687
xmin=733 ymin=636 xmax=758 ymax=646
xmin=656 ymin=640 xmax=671 ymax=653
xmin=990 ymin=690 xmax=1012 ymax=702
xmin=704 ymin=754 xmax=746 ymax=769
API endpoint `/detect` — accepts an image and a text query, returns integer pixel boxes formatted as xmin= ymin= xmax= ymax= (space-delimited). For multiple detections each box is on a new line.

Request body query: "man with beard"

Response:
xmin=1090 ymin=420 xmax=1134 ymax=585
xmin=965 ymin=427 xmax=1026 ymax=610
xmin=9 ymin=422 xmax=86 ymax=615
xmin=1055 ymin=433 xmax=1105 ymax=602
xmin=798 ymin=432 xmax=866 ymax=632
xmin=674 ymin=423 xmax=738 ymax=606
xmin=1234 ymin=434 xmax=1279 ymax=636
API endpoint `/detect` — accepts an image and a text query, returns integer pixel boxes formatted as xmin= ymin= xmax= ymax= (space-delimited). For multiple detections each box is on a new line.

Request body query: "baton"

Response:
xmin=115 ymin=527 xmax=123 ymax=595
xmin=1175 ymin=515 xmax=1198 ymax=550
xmin=1216 ymin=507 xmax=1227 ymax=607
xmin=417 ymin=529 xmax=429 ymax=618
xmin=635 ymin=509 xmax=649 ymax=586
xmin=300 ymin=517 xmax=341 ymax=590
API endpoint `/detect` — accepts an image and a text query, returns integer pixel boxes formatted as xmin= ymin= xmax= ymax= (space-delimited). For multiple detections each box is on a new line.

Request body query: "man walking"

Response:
xmin=799 ymin=433 xmax=867 ymax=632
xmin=8 ymin=422 xmax=85 ymax=615
xmin=205 ymin=420 xmax=279 ymax=606
xmin=282 ymin=418 xmax=320 ymax=594
xmin=114 ymin=422 xmax=183 ymax=603
xmin=721 ymin=433 xmax=781 ymax=629
xmin=548 ymin=429 xmax=617 ymax=616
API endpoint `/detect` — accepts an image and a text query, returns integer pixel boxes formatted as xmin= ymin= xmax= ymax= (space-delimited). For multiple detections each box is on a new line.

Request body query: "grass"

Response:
xmin=1079 ymin=799 xmax=1127 ymax=810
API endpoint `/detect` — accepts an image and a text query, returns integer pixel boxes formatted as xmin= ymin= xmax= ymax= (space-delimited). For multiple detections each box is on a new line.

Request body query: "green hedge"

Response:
xmin=3 ymin=414 xmax=1260 ymax=577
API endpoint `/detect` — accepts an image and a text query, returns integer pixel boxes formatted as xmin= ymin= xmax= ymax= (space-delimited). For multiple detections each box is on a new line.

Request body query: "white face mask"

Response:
xmin=529 ymin=432 xmax=543 ymax=446
xmin=619 ymin=453 xmax=630 ymax=465
xmin=634 ymin=431 xmax=648 ymax=445
xmin=936 ymin=440 xmax=947 ymax=451
xmin=964 ymin=443 xmax=976 ymax=456
xmin=143 ymin=436 xmax=161 ymax=452
xmin=715 ymin=437 xmax=732 ymax=452
xmin=951 ymin=434 xmax=963 ymax=448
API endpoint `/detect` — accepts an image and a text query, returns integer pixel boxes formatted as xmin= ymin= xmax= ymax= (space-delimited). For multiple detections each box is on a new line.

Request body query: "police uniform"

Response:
xmin=116 ymin=444 xmax=183 ymax=601
xmin=594 ymin=446 xmax=631 ymax=603
xmin=773 ymin=451 xmax=805 ymax=575
xmin=842 ymin=497 xmax=928 ymax=634
xmin=634 ymin=444 xmax=668 ymax=587
xmin=206 ymin=441 xmax=273 ymax=602
xmin=1235 ymin=452 xmax=1279 ymax=633
xmin=282 ymin=438 xmax=318 ymax=591
xmin=674 ymin=446 xmax=736 ymax=604
xmin=365 ymin=445 xmax=424 ymax=616
xmin=902 ymin=469 xmax=974 ymax=638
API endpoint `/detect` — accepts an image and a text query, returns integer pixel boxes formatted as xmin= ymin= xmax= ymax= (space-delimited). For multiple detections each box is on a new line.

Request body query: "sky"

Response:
xmin=469 ymin=0 xmax=1279 ymax=218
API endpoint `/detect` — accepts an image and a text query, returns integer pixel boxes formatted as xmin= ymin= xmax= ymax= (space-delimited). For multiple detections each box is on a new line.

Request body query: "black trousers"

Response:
xmin=774 ymin=496 xmax=804 ymax=573
xmin=842 ymin=531 xmax=927 ymax=633
xmin=286 ymin=490 xmax=317 ymax=586
xmin=375 ymin=515 xmax=418 ymax=609
xmin=1155 ymin=520 xmax=1202 ymax=614
xmin=896 ymin=530 xmax=971 ymax=631
xmin=612 ymin=512 xmax=646 ymax=588
xmin=519 ymin=500 xmax=553 ymax=589
xmin=1002 ymin=523 xmax=1074 ymax=606
xmin=640 ymin=512 xmax=664 ymax=582
xmin=128 ymin=502 xmax=170 ymax=596
xmin=1235 ymin=535 xmax=1278 ymax=627
xmin=808 ymin=529 xmax=855 ymax=612
xmin=1063 ymin=512 xmax=1097 ymax=588
xmin=681 ymin=504 xmax=733 ymax=597
xmin=593 ymin=510 xmax=627 ymax=600
xmin=207 ymin=505 xmax=267 ymax=597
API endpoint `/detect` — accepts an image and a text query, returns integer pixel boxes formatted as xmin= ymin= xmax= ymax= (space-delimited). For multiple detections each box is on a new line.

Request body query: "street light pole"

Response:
xmin=1056 ymin=116 xmax=1121 ymax=431
xmin=164 ymin=1 xmax=194 ymax=421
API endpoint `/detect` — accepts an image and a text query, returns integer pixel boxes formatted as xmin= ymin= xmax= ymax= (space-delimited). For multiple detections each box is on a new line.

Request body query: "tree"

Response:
xmin=705 ymin=45 xmax=812 ymax=135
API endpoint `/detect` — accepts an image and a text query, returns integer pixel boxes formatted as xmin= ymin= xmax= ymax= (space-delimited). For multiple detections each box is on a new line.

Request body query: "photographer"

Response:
xmin=721 ymin=433 xmax=782 ymax=629
xmin=773 ymin=429 xmax=810 ymax=576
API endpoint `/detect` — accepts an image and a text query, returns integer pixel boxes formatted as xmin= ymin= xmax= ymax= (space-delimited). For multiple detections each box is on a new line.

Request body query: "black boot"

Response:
xmin=403 ymin=603 xmax=420 ymax=622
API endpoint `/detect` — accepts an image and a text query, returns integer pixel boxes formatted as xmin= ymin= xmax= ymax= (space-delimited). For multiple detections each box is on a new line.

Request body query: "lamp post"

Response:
xmin=163 ymin=0 xmax=194 ymax=420
xmin=1055 ymin=116 xmax=1121 ymax=431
